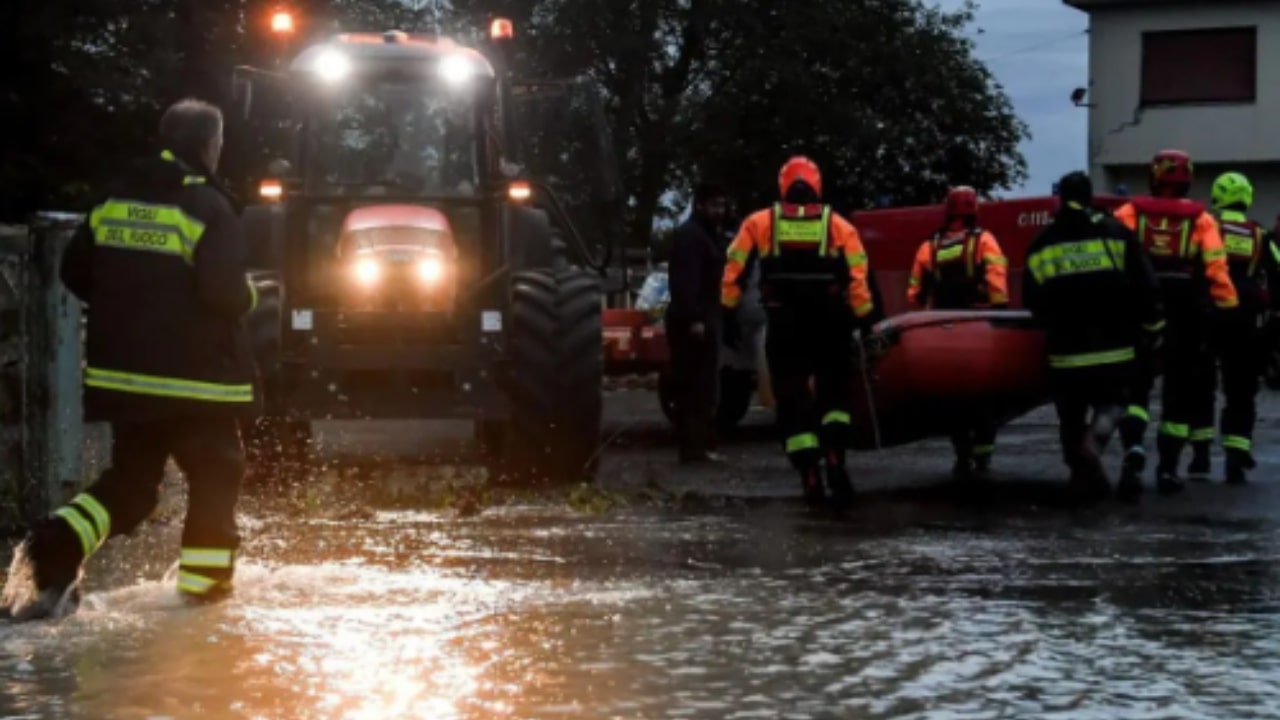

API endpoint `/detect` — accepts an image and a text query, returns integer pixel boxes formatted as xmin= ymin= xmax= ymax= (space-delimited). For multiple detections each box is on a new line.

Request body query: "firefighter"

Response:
xmin=1192 ymin=171 xmax=1280 ymax=484
xmin=907 ymin=186 xmax=1009 ymax=480
xmin=1 ymin=99 xmax=260 ymax=621
xmin=1113 ymin=149 xmax=1239 ymax=497
xmin=721 ymin=156 xmax=881 ymax=508
xmin=1025 ymin=172 xmax=1164 ymax=501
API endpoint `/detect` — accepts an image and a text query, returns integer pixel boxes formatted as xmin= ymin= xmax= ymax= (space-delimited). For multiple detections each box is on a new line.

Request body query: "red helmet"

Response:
xmin=1150 ymin=149 xmax=1193 ymax=196
xmin=944 ymin=186 xmax=979 ymax=218
xmin=778 ymin=156 xmax=822 ymax=199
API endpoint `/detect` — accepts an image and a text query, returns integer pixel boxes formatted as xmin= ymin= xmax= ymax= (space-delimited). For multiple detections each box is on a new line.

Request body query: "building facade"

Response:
xmin=1065 ymin=0 xmax=1280 ymax=224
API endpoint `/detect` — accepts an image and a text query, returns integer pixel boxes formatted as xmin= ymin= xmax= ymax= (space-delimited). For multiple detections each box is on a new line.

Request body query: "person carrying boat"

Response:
xmin=1113 ymin=150 xmax=1239 ymax=497
xmin=1025 ymin=172 xmax=1164 ymax=501
xmin=1189 ymin=171 xmax=1280 ymax=484
xmin=906 ymin=186 xmax=1009 ymax=481
xmin=721 ymin=156 xmax=882 ymax=507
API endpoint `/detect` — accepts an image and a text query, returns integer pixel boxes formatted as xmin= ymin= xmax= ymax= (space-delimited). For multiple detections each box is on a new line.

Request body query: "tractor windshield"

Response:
xmin=307 ymin=78 xmax=480 ymax=196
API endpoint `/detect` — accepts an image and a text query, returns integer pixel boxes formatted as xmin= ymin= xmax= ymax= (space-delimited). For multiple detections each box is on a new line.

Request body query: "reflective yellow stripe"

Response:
xmin=1159 ymin=422 xmax=1189 ymax=438
xmin=844 ymin=251 xmax=867 ymax=268
xmin=721 ymin=294 xmax=740 ymax=309
xmin=182 ymin=175 xmax=207 ymax=186
xmin=180 ymin=547 xmax=234 ymax=569
xmin=1223 ymin=435 xmax=1252 ymax=452
xmin=908 ymin=276 xmax=920 ymax=287
xmin=773 ymin=204 xmax=831 ymax=256
xmin=1271 ymin=242 xmax=1280 ymax=265
xmin=822 ymin=411 xmax=851 ymax=426
xmin=177 ymin=570 xmax=220 ymax=595
xmin=853 ymin=300 xmax=874 ymax=318
xmin=785 ymin=432 xmax=820 ymax=453
xmin=973 ymin=444 xmax=995 ymax=456
xmin=1143 ymin=320 xmax=1166 ymax=333
xmin=247 ymin=279 xmax=259 ymax=311
xmin=1048 ymin=347 xmax=1135 ymax=369
xmin=727 ymin=248 xmax=749 ymax=263
xmin=1126 ymin=405 xmax=1150 ymax=422
xmin=88 ymin=200 xmax=205 ymax=263
xmin=55 ymin=507 xmax=98 ymax=558
xmin=936 ymin=244 xmax=964 ymax=263
xmin=70 ymin=493 xmax=110 ymax=541
xmin=86 ymin=367 xmax=253 ymax=403
xmin=983 ymin=254 xmax=1008 ymax=266
xmin=1189 ymin=428 xmax=1215 ymax=442
xmin=1203 ymin=247 xmax=1226 ymax=262
xmin=1027 ymin=239 xmax=1126 ymax=283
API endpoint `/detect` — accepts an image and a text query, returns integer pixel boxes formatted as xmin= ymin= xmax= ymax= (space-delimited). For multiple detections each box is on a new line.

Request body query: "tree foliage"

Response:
xmin=1 ymin=0 xmax=1028 ymax=250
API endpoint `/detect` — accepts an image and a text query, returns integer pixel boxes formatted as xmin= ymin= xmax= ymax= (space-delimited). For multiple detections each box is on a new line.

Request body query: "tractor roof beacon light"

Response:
xmin=271 ymin=10 xmax=295 ymax=35
xmin=438 ymin=53 xmax=475 ymax=85
xmin=314 ymin=49 xmax=351 ymax=82
xmin=260 ymin=179 xmax=284 ymax=201
xmin=508 ymin=181 xmax=532 ymax=202
xmin=490 ymin=18 xmax=514 ymax=41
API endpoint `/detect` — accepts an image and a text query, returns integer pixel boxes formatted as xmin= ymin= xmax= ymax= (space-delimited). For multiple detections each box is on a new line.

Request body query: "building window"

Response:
xmin=1140 ymin=27 xmax=1256 ymax=106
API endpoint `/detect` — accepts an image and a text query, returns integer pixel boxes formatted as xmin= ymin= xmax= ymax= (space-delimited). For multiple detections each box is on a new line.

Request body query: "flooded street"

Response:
xmin=4 ymin=391 xmax=1280 ymax=719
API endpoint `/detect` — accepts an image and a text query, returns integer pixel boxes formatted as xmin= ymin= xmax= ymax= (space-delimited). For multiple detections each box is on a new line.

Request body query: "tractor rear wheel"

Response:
xmin=497 ymin=269 xmax=603 ymax=484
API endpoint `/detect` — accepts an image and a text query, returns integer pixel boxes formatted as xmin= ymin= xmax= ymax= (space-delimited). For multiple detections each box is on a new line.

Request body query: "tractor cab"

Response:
xmin=230 ymin=17 xmax=616 ymax=485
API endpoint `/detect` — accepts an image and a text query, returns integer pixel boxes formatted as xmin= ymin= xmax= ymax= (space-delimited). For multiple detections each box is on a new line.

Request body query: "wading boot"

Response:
xmin=1186 ymin=444 xmax=1212 ymax=483
xmin=972 ymin=455 xmax=993 ymax=483
xmin=1116 ymin=449 xmax=1145 ymax=504
xmin=1225 ymin=449 xmax=1255 ymax=486
xmin=1 ymin=520 xmax=85 ymax=623
xmin=800 ymin=467 xmax=826 ymax=508
xmin=951 ymin=457 xmax=975 ymax=482
xmin=825 ymin=461 xmax=855 ymax=510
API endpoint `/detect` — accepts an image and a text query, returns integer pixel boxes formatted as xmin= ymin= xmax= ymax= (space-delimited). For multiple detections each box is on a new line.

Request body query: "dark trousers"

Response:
xmin=1118 ymin=321 xmax=1214 ymax=472
xmin=1213 ymin=316 xmax=1264 ymax=459
xmin=1052 ymin=364 xmax=1131 ymax=480
xmin=41 ymin=416 xmax=245 ymax=596
xmin=765 ymin=307 xmax=853 ymax=471
xmin=667 ymin=320 xmax=719 ymax=458
xmin=950 ymin=421 xmax=997 ymax=465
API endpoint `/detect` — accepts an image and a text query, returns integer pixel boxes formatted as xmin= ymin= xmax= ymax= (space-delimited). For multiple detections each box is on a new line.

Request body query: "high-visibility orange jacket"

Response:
xmin=1115 ymin=198 xmax=1238 ymax=310
xmin=906 ymin=227 xmax=1009 ymax=309
xmin=721 ymin=203 xmax=876 ymax=320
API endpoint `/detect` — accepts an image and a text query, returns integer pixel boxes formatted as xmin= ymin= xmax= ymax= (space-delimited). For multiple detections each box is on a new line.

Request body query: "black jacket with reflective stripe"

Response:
xmin=61 ymin=151 xmax=261 ymax=421
xmin=1023 ymin=206 xmax=1164 ymax=368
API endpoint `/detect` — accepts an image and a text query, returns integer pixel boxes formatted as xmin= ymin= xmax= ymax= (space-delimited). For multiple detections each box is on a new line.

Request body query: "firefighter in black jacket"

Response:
xmin=1 ymin=99 xmax=260 ymax=621
xmin=1188 ymin=172 xmax=1280 ymax=484
xmin=1024 ymin=173 xmax=1164 ymax=502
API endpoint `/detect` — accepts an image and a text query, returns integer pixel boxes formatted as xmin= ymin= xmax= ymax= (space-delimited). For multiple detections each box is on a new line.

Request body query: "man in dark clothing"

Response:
xmin=1 ymin=99 xmax=260 ymax=622
xmin=665 ymin=182 xmax=729 ymax=463
xmin=1024 ymin=172 xmax=1164 ymax=503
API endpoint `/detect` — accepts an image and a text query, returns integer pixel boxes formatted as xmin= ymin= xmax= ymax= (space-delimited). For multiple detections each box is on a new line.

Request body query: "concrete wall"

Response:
xmin=1099 ymin=162 xmax=1280 ymax=226
xmin=1083 ymin=1 xmax=1280 ymax=167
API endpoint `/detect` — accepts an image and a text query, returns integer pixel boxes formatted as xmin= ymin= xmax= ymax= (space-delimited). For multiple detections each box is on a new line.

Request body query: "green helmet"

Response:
xmin=1211 ymin=171 xmax=1253 ymax=210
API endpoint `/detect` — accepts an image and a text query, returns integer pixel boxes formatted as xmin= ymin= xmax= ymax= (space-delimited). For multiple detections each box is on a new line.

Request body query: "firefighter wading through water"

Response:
xmin=1 ymin=99 xmax=260 ymax=622
xmin=721 ymin=156 xmax=881 ymax=508
xmin=1195 ymin=171 xmax=1280 ymax=484
xmin=1024 ymin=172 xmax=1164 ymax=502
xmin=907 ymin=186 xmax=1009 ymax=480
xmin=1113 ymin=149 xmax=1239 ymax=497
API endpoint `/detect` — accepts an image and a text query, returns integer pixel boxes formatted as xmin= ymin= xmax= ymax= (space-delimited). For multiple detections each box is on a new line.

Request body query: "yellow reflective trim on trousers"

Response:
xmin=785 ymin=432 xmax=820 ymax=453
xmin=1126 ymin=405 xmax=1149 ymax=422
xmin=1223 ymin=435 xmax=1252 ymax=451
xmin=177 ymin=570 xmax=220 ymax=595
xmin=1159 ymin=422 xmax=1189 ymax=438
xmin=1027 ymin=239 xmax=1125 ymax=284
xmin=85 ymin=367 xmax=253 ymax=403
xmin=1189 ymin=428 xmax=1215 ymax=442
xmin=822 ymin=411 xmax=851 ymax=426
xmin=1048 ymin=347 xmax=1135 ymax=369
xmin=973 ymin=444 xmax=995 ymax=456
xmin=89 ymin=200 xmax=205 ymax=263
xmin=70 ymin=493 xmax=110 ymax=541
xmin=55 ymin=507 xmax=98 ymax=558
xmin=180 ymin=547 xmax=234 ymax=569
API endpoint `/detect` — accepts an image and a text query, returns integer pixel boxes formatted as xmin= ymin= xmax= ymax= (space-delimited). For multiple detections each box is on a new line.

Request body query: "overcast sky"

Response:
xmin=935 ymin=0 xmax=1091 ymax=195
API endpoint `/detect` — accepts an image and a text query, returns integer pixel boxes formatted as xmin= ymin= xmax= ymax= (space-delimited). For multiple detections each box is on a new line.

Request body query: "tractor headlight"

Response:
xmin=314 ymin=50 xmax=351 ymax=83
xmin=354 ymin=258 xmax=381 ymax=285
xmin=438 ymin=54 xmax=476 ymax=85
xmin=417 ymin=256 xmax=445 ymax=283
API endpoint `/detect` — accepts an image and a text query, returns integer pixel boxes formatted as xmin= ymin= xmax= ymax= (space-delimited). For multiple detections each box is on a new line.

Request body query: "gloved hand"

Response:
xmin=722 ymin=307 xmax=742 ymax=350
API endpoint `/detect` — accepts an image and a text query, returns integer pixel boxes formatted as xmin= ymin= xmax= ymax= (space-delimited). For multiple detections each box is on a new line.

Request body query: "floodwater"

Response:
xmin=3 ymin=396 xmax=1280 ymax=719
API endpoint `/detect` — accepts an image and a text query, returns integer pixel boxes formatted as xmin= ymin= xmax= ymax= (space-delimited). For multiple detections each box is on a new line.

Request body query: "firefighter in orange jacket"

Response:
xmin=907 ymin=186 xmax=1009 ymax=480
xmin=721 ymin=156 xmax=881 ymax=508
xmin=1113 ymin=149 xmax=1239 ymax=499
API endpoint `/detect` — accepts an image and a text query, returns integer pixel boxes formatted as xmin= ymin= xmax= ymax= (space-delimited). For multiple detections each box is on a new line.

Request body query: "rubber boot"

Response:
xmin=1186 ymin=441 xmax=1212 ymax=482
xmin=1 ymin=519 xmax=85 ymax=623
xmin=800 ymin=466 xmax=826 ymax=507
xmin=825 ymin=454 xmax=855 ymax=509
xmin=951 ymin=457 xmax=975 ymax=482
xmin=1116 ymin=449 xmax=1145 ymax=504
xmin=1225 ymin=448 xmax=1254 ymax=486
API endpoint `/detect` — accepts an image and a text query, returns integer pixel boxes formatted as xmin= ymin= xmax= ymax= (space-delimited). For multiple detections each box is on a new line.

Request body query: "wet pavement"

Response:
xmin=3 ymin=390 xmax=1280 ymax=719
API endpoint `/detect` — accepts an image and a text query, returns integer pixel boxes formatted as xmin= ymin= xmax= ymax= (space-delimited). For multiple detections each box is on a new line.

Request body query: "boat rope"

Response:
xmin=855 ymin=330 xmax=883 ymax=450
